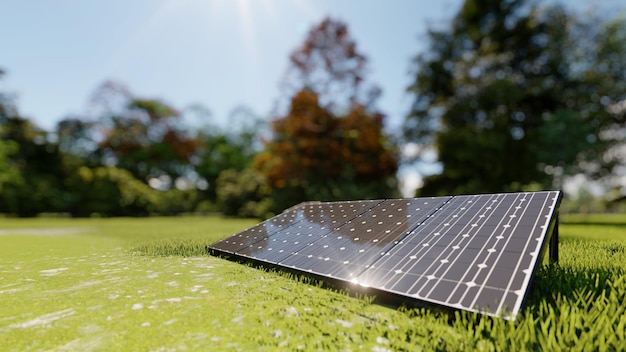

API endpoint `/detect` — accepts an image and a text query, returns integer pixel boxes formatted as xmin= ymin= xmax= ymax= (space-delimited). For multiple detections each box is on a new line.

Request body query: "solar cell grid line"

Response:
xmin=359 ymin=193 xmax=502 ymax=292
xmin=209 ymin=207 xmax=304 ymax=254
xmin=278 ymin=197 xmax=452 ymax=281
xmin=233 ymin=200 xmax=383 ymax=264
xmin=442 ymin=192 xmax=533 ymax=315
xmin=405 ymin=193 xmax=509 ymax=300
xmin=363 ymin=194 xmax=493 ymax=302
xmin=490 ymin=191 xmax=561 ymax=318
xmin=445 ymin=191 xmax=559 ymax=318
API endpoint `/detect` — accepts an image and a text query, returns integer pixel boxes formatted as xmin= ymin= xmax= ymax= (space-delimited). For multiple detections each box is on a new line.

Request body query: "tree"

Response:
xmin=195 ymin=107 xmax=263 ymax=203
xmin=256 ymin=89 xmax=397 ymax=213
xmin=403 ymin=0 xmax=625 ymax=196
xmin=0 ymin=69 xmax=22 ymax=194
xmin=281 ymin=17 xmax=381 ymax=111
xmin=90 ymin=81 xmax=200 ymax=183
xmin=258 ymin=18 xmax=398 ymax=212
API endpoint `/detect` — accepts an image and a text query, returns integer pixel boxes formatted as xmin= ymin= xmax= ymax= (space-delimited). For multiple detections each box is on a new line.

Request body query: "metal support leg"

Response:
xmin=549 ymin=212 xmax=559 ymax=263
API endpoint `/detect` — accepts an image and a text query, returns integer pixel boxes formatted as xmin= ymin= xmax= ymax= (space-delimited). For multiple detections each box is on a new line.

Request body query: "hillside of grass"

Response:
xmin=0 ymin=214 xmax=624 ymax=351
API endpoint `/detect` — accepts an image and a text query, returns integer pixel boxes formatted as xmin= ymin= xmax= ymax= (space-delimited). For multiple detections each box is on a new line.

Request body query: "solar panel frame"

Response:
xmin=208 ymin=191 xmax=562 ymax=320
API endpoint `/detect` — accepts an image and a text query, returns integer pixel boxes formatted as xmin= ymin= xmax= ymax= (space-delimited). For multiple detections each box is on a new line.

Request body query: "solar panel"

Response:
xmin=208 ymin=191 xmax=562 ymax=320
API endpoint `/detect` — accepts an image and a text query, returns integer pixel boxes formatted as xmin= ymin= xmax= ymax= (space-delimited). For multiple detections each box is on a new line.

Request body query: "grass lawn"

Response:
xmin=0 ymin=214 xmax=625 ymax=351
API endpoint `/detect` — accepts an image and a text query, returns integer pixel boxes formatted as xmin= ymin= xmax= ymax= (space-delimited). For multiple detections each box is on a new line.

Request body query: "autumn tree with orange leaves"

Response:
xmin=255 ymin=18 xmax=398 ymax=212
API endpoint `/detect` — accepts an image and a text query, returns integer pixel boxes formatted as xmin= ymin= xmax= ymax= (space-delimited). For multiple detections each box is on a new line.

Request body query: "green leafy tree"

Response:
xmin=195 ymin=106 xmax=263 ymax=203
xmin=404 ymin=0 xmax=625 ymax=196
xmin=0 ymin=115 xmax=69 ymax=215
xmin=91 ymin=81 xmax=199 ymax=183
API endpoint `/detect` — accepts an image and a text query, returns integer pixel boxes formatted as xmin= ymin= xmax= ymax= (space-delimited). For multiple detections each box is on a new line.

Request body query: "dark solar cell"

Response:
xmin=208 ymin=191 xmax=561 ymax=320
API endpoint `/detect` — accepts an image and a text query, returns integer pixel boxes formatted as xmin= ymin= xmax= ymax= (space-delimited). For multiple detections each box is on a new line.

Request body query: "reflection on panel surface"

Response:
xmin=208 ymin=191 xmax=561 ymax=319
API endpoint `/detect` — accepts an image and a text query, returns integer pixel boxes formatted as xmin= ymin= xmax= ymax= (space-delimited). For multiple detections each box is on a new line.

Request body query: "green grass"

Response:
xmin=0 ymin=214 xmax=625 ymax=351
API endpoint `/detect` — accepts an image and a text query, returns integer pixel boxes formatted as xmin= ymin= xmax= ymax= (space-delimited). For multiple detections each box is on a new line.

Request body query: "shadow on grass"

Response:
xmin=526 ymin=262 xmax=624 ymax=314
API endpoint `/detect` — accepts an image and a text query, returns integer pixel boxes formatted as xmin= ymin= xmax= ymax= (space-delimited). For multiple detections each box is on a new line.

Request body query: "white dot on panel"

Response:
xmin=378 ymin=221 xmax=383 ymax=225
xmin=427 ymin=275 xmax=436 ymax=280
xmin=324 ymin=257 xmax=330 ymax=261
xmin=367 ymin=229 xmax=372 ymax=232
xmin=479 ymin=215 xmax=485 ymax=218
xmin=343 ymin=261 xmax=349 ymax=264
xmin=492 ymin=200 xmax=498 ymax=203
xmin=453 ymin=215 xmax=458 ymax=218
xmin=385 ymin=230 xmax=391 ymax=233
xmin=486 ymin=207 xmax=492 ymax=210
xmin=466 ymin=282 xmax=476 ymax=287
xmin=496 ymin=236 xmax=504 ymax=240
xmin=422 ymin=243 xmax=430 ymax=247
xmin=355 ymin=238 xmax=360 ymax=241
xmin=359 ymin=249 xmax=365 ymax=253
xmin=487 ymin=248 xmax=496 ymax=253
xmin=395 ymin=269 xmax=402 ymax=274
xmin=373 ymin=239 xmax=379 ymax=243
xmin=307 ymin=254 xmax=313 ymax=258
xmin=409 ymin=255 xmax=417 ymax=260
xmin=462 ymin=234 xmax=470 ymax=238
xmin=477 ymin=263 xmax=487 ymax=269
xmin=340 ymin=247 xmax=345 ymax=251
xmin=452 ymin=245 xmax=460 ymax=250
xmin=444 ymin=223 xmax=450 ymax=227
xmin=434 ymin=232 xmax=440 ymax=236
xmin=440 ymin=259 xmax=449 ymax=264
xmin=350 ymin=228 xmax=355 ymax=232
xmin=510 ymin=215 xmax=517 ymax=218
xmin=515 ymin=206 xmax=522 ymax=209
xmin=461 ymin=207 xmax=466 ymax=210
xmin=503 ymin=225 xmax=511 ymax=228
xmin=471 ymin=224 xmax=478 ymax=227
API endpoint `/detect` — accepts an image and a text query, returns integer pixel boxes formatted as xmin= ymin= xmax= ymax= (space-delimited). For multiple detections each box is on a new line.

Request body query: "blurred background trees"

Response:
xmin=255 ymin=18 xmax=398 ymax=214
xmin=1 ymin=1 xmax=625 ymax=217
xmin=403 ymin=0 xmax=625 ymax=198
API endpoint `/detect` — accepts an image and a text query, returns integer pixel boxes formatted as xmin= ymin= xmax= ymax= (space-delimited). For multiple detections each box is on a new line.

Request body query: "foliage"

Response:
xmin=195 ymin=111 xmax=263 ymax=203
xmin=91 ymin=81 xmax=200 ymax=182
xmin=404 ymin=0 xmax=626 ymax=196
xmin=67 ymin=166 xmax=160 ymax=216
xmin=215 ymin=168 xmax=271 ymax=218
xmin=283 ymin=17 xmax=379 ymax=109
xmin=259 ymin=18 xmax=398 ymax=212
xmin=256 ymin=89 xmax=398 ymax=212
xmin=0 ymin=115 xmax=71 ymax=216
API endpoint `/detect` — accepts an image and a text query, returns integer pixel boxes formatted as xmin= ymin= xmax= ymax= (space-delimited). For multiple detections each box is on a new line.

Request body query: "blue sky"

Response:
xmin=1 ymin=0 xmax=617 ymax=132
xmin=1 ymin=0 xmax=462 ymax=132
